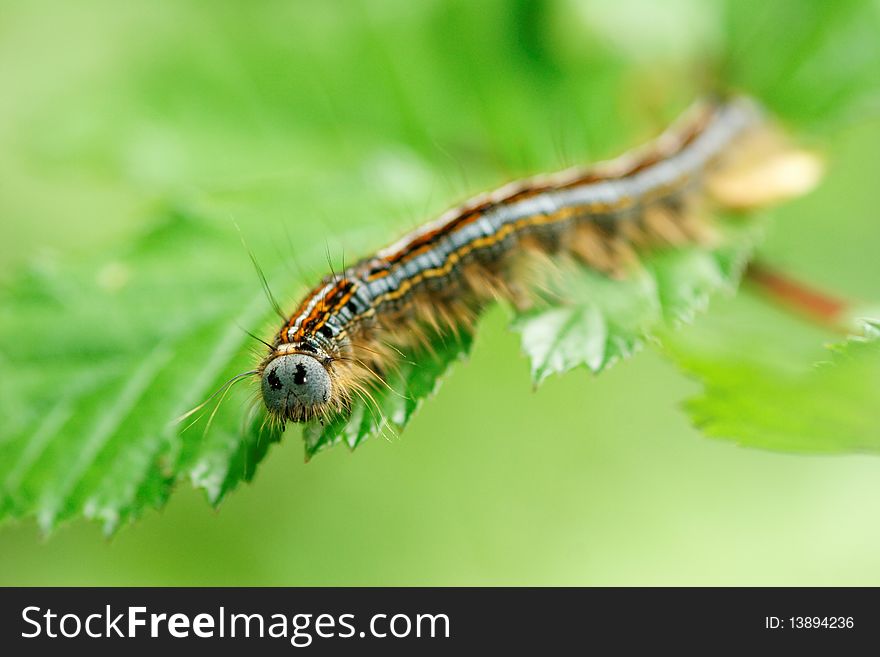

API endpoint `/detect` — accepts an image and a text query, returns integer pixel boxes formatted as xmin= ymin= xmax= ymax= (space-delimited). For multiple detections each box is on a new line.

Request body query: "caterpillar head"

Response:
xmin=261 ymin=353 xmax=333 ymax=423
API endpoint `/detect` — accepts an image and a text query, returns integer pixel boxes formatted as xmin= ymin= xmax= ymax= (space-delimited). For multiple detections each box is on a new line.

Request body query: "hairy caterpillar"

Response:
xmin=257 ymin=96 xmax=820 ymax=427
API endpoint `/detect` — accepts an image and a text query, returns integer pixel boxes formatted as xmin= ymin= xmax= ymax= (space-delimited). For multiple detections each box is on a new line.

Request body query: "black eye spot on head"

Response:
xmin=267 ymin=369 xmax=283 ymax=390
xmin=293 ymin=363 xmax=307 ymax=386
xmin=261 ymin=353 xmax=334 ymax=422
xmin=319 ymin=325 xmax=334 ymax=339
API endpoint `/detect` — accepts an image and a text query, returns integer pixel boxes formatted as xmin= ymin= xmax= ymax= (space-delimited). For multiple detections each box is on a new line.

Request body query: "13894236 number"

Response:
xmin=790 ymin=617 xmax=854 ymax=629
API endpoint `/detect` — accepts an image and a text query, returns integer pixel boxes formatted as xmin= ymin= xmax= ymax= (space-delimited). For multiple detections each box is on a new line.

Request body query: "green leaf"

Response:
xmin=512 ymin=219 xmax=761 ymax=384
xmin=668 ymin=312 xmax=880 ymax=454
xmin=0 ymin=211 xmax=285 ymax=534
xmin=5 ymin=0 xmax=870 ymax=534
xmin=302 ymin=328 xmax=474 ymax=460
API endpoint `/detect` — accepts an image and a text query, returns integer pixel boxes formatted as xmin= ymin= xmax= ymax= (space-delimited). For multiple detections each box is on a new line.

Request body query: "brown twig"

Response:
xmin=745 ymin=262 xmax=852 ymax=334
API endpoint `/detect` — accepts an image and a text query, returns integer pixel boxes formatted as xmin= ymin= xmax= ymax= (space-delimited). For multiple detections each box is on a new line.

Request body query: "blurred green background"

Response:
xmin=2 ymin=0 xmax=880 ymax=585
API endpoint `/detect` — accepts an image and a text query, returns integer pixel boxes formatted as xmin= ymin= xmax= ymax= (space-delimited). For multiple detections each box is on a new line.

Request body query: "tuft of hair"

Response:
xmin=706 ymin=123 xmax=824 ymax=211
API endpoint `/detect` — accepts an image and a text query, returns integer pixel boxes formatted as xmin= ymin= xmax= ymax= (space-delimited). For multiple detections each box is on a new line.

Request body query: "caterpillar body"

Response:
xmin=258 ymin=96 xmax=820 ymax=426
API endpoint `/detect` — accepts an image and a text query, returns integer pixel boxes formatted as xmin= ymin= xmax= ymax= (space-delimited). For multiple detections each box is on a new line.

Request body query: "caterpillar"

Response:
xmin=257 ymin=96 xmax=820 ymax=427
